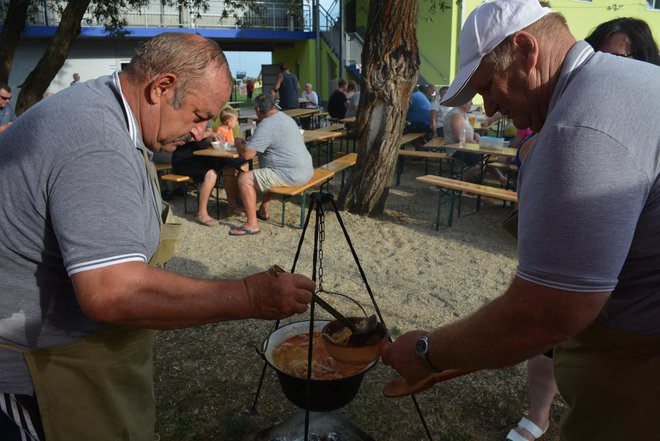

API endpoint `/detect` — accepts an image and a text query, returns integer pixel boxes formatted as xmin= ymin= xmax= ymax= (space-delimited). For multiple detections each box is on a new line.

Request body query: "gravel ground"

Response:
xmin=153 ymin=159 xmax=565 ymax=441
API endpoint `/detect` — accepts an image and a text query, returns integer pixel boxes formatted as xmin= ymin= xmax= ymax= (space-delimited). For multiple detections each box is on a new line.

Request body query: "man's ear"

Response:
xmin=147 ymin=73 xmax=177 ymax=104
xmin=511 ymin=31 xmax=539 ymax=73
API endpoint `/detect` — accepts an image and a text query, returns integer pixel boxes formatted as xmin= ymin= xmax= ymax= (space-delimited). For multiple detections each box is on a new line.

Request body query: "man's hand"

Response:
xmin=243 ymin=269 xmax=315 ymax=319
xmin=381 ymin=330 xmax=433 ymax=384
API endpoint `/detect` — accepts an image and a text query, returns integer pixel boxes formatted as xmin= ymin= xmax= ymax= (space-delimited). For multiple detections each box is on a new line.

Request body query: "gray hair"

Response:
xmin=122 ymin=32 xmax=230 ymax=109
xmin=254 ymin=94 xmax=278 ymax=113
xmin=483 ymin=13 xmax=568 ymax=71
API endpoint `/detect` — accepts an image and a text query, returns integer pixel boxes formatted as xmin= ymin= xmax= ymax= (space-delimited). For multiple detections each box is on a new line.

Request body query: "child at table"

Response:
xmin=215 ymin=107 xmax=238 ymax=145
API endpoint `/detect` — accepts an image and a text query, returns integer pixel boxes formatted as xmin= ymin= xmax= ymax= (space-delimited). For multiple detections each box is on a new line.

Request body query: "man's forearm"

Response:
xmin=427 ymin=277 xmax=609 ymax=371
xmin=72 ymin=262 xmax=253 ymax=329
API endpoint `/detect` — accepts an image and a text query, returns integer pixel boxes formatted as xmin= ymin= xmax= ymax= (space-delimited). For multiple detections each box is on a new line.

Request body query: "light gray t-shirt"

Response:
xmin=345 ymin=92 xmax=360 ymax=118
xmin=430 ymin=100 xmax=450 ymax=130
xmin=248 ymin=111 xmax=314 ymax=186
xmin=0 ymin=74 xmax=161 ymax=393
xmin=517 ymin=41 xmax=660 ymax=336
xmin=443 ymin=107 xmax=474 ymax=144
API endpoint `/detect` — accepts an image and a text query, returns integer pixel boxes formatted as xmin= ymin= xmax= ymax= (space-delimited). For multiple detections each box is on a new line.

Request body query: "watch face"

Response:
xmin=415 ymin=337 xmax=428 ymax=355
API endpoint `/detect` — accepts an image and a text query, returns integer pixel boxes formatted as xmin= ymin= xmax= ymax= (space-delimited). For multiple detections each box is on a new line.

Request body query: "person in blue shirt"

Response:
xmin=405 ymin=85 xmax=432 ymax=133
xmin=0 ymin=83 xmax=16 ymax=133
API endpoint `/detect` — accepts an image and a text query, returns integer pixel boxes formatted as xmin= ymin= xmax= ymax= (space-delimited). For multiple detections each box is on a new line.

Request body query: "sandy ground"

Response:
xmin=153 ymin=159 xmax=564 ymax=441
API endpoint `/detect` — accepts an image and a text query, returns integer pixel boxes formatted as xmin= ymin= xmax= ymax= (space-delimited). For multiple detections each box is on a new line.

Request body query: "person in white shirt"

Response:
xmin=301 ymin=83 xmax=318 ymax=109
xmin=430 ymin=85 xmax=450 ymax=137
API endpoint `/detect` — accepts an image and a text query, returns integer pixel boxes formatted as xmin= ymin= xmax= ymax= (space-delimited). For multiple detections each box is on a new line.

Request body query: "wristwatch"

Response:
xmin=415 ymin=334 xmax=440 ymax=373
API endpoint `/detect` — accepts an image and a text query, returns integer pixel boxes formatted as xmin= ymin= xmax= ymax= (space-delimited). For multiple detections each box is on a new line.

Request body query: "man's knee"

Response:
xmin=204 ymin=168 xmax=217 ymax=182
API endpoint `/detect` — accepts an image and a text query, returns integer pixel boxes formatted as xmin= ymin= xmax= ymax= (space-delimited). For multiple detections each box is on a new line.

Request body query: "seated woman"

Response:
xmin=443 ymin=100 xmax=482 ymax=181
xmin=430 ymin=86 xmax=450 ymax=137
xmin=172 ymin=113 xmax=246 ymax=227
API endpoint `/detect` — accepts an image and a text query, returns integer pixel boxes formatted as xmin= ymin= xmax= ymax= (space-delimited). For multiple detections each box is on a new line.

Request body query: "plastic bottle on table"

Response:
xmin=459 ymin=126 xmax=466 ymax=148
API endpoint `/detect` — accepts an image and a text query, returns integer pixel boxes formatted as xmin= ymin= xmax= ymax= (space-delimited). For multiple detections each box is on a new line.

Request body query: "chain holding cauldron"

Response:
xmin=253 ymin=192 xmax=435 ymax=441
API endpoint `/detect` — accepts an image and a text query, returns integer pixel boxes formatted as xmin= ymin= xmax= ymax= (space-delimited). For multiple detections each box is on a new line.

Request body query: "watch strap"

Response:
xmin=416 ymin=334 xmax=440 ymax=373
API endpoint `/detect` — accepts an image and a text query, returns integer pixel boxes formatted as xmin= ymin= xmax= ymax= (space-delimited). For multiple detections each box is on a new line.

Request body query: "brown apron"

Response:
xmin=554 ymin=323 xmax=660 ymax=441
xmin=0 ymin=151 xmax=182 ymax=440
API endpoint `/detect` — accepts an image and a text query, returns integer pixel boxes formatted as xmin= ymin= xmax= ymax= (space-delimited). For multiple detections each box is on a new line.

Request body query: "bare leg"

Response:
xmin=222 ymin=166 xmax=243 ymax=215
xmin=258 ymin=191 xmax=273 ymax=219
xmin=488 ymin=166 xmax=510 ymax=186
xmin=197 ymin=169 xmax=219 ymax=226
xmin=231 ymin=171 xmax=260 ymax=233
xmin=509 ymin=354 xmax=557 ymax=440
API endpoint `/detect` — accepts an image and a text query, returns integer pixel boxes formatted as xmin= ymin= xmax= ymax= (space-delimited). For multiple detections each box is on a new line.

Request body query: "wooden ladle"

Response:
xmin=313 ymin=292 xmax=379 ymax=338
xmin=383 ymin=367 xmax=477 ymax=398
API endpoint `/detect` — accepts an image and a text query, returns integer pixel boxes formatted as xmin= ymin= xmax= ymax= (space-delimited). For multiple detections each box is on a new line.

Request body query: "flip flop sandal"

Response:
xmin=229 ymin=226 xmax=261 ymax=236
xmin=196 ymin=216 xmax=219 ymax=227
xmin=506 ymin=417 xmax=547 ymax=441
xmin=257 ymin=212 xmax=269 ymax=221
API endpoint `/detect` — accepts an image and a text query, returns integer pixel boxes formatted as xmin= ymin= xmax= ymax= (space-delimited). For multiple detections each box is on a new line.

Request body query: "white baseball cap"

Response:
xmin=441 ymin=0 xmax=552 ymax=107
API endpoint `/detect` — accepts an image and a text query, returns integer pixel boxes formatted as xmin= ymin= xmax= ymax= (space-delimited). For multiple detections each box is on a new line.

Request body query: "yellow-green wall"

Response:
xmin=272 ymin=38 xmax=349 ymax=104
xmin=446 ymin=0 xmax=660 ymax=84
xmin=274 ymin=0 xmax=659 ymax=102
xmin=548 ymin=0 xmax=660 ymax=40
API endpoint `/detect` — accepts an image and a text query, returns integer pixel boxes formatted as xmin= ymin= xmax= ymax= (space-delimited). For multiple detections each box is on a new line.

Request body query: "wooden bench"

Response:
xmin=269 ymin=168 xmax=335 ymax=228
xmin=396 ymin=149 xmax=454 ymax=186
xmin=155 ymin=163 xmax=172 ymax=173
xmin=319 ymin=153 xmax=358 ymax=191
xmin=321 ymin=123 xmax=346 ymax=132
xmin=160 ymin=174 xmax=195 ymax=214
xmin=160 ymin=173 xmax=224 ymax=217
xmin=399 ymin=132 xmax=425 ymax=147
xmin=416 ymin=175 xmax=518 ymax=229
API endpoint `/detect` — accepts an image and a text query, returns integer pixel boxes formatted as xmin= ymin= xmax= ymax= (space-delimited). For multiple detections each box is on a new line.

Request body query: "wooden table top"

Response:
xmin=445 ymin=142 xmax=518 ymax=157
xmin=423 ymin=137 xmax=517 ymax=157
xmin=192 ymin=148 xmax=240 ymax=159
xmin=303 ymin=129 xmax=345 ymax=144
xmin=283 ymin=108 xmax=320 ymax=119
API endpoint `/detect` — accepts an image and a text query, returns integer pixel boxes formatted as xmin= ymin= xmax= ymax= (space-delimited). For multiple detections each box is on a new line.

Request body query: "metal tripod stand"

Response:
xmin=252 ymin=191 xmax=434 ymax=441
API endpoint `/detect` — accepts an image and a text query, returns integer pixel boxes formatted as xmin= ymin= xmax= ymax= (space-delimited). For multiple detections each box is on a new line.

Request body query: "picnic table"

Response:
xmin=283 ymin=108 xmax=319 ymax=119
xmin=303 ymin=129 xmax=345 ymax=166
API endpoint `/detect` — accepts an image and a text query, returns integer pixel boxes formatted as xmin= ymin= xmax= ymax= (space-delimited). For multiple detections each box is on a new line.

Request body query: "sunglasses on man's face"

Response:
xmin=0 ymin=95 xmax=11 ymax=100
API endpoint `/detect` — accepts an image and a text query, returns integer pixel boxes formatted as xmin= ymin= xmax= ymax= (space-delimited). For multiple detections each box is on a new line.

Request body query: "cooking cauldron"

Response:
xmin=260 ymin=320 xmax=376 ymax=411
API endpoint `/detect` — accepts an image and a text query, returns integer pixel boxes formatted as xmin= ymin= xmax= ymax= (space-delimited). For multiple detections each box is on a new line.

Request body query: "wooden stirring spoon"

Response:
xmin=383 ymin=368 xmax=477 ymax=398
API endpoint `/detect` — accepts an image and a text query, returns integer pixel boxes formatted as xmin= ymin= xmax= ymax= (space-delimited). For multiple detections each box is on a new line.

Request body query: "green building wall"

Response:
xmin=273 ymin=37 xmax=359 ymax=106
xmin=443 ymin=0 xmax=660 ymax=86
xmin=274 ymin=0 xmax=658 ymax=103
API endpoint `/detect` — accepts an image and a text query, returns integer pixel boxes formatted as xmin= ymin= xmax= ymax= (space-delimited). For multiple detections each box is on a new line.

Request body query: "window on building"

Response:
xmin=648 ymin=0 xmax=660 ymax=9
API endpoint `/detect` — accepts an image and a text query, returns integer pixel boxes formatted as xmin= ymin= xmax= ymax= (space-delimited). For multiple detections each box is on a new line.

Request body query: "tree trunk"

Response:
xmin=337 ymin=0 xmax=420 ymax=215
xmin=0 ymin=0 xmax=31 ymax=85
xmin=15 ymin=0 xmax=92 ymax=115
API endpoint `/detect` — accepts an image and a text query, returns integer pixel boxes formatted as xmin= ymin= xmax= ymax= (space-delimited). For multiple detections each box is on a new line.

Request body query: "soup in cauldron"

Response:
xmin=271 ymin=332 xmax=368 ymax=380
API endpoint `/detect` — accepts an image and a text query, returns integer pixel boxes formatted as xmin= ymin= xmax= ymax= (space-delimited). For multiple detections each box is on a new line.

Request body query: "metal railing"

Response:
xmin=5 ymin=0 xmax=313 ymax=32
xmin=345 ymin=32 xmax=363 ymax=66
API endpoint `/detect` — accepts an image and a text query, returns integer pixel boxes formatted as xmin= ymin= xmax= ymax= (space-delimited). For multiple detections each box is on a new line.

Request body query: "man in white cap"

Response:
xmin=382 ymin=1 xmax=660 ymax=440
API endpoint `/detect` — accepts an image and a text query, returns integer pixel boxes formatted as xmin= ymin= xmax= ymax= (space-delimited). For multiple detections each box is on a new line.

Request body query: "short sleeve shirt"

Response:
xmin=517 ymin=42 xmax=660 ymax=336
xmin=0 ymin=74 xmax=161 ymax=393
xmin=248 ymin=111 xmax=313 ymax=185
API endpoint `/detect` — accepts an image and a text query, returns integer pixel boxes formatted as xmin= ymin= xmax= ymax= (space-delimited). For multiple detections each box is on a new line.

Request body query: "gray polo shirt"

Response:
xmin=0 ymin=74 xmax=161 ymax=393
xmin=248 ymin=111 xmax=313 ymax=185
xmin=517 ymin=41 xmax=660 ymax=336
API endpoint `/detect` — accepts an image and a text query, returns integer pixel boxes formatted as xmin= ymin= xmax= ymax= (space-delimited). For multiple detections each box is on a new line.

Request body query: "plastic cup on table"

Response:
xmin=211 ymin=141 xmax=221 ymax=149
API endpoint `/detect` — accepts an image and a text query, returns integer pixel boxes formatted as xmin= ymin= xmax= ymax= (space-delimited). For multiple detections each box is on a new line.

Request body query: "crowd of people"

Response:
xmin=1 ymin=2 xmax=659 ymax=439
